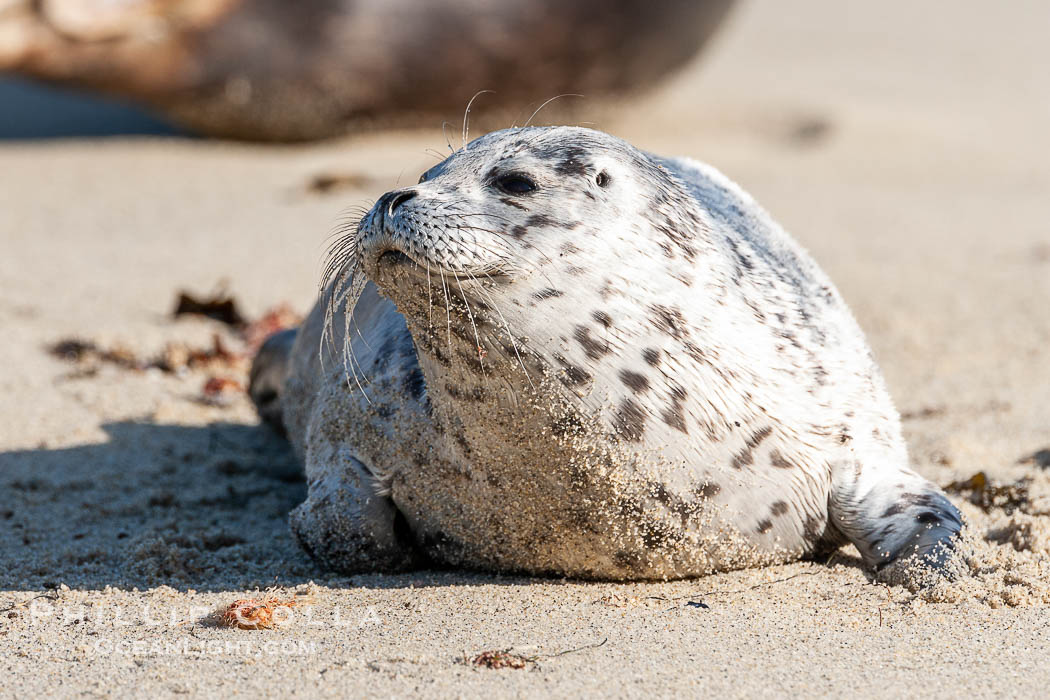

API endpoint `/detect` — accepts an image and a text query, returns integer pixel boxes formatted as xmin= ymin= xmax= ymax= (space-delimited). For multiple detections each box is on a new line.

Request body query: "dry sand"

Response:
xmin=2 ymin=0 xmax=1049 ymax=697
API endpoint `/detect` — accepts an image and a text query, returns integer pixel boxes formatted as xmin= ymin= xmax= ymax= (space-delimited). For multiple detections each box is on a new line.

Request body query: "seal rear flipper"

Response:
xmin=829 ymin=464 xmax=964 ymax=580
xmin=249 ymin=328 xmax=297 ymax=434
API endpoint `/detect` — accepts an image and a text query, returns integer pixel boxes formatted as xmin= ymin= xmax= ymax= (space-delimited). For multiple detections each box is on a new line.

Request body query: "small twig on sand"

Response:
xmin=0 ymin=592 xmax=60 ymax=614
xmin=469 ymin=637 xmax=609 ymax=669
xmin=543 ymin=637 xmax=608 ymax=659
xmin=648 ymin=570 xmax=823 ymax=607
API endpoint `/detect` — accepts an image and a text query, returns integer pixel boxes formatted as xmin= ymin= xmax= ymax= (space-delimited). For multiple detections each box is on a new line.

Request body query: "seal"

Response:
xmin=250 ymin=126 xmax=963 ymax=580
xmin=0 ymin=0 xmax=734 ymax=141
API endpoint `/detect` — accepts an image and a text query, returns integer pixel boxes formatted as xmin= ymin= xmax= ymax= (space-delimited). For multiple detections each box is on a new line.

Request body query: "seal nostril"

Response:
xmin=387 ymin=190 xmax=417 ymax=215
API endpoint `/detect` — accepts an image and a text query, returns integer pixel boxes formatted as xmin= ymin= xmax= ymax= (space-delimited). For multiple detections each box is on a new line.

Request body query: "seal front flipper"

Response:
xmin=829 ymin=462 xmax=963 ymax=579
xmin=290 ymin=448 xmax=418 ymax=573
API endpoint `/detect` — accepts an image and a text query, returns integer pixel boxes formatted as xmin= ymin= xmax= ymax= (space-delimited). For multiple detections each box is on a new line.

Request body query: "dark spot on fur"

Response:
xmin=661 ymin=381 xmax=689 ymax=434
xmin=915 ymin=511 xmax=941 ymax=525
xmin=725 ymin=236 xmax=754 ymax=274
xmin=553 ymin=146 xmax=589 ymax=176
xmin=553 ymin=353 xmax=591 ymax=387
xmin=652 ymin=211 xmax=698 ymax=261
xmin=803 ymin=516 xmax=824 ymax=540
xmin=882 ymin=503 xmax=905 ymax=517
xmin=671 ymin=271 xmax=694 ymax=287
xmin=731 ymin=426 xmax=773 ymax=469
xmin=619 ymin=369 xmax=650 ymax=393
xmin=574 ymin=325 xmax=610 ymax=360
xmin=533 ymin=288 xmax=563 ymax=300
xmin=402 ymin=368 xmax=426 ymax=401
xmin=694 ymin=481 xmax=721 ymax=500
xmin=642 ymin=348 xmax=661 ymax=366
xmin=683 ymin=341 xmax=711 ymax=365
xmin=649 ymin=304 xmax=687 ymax=340
xmin=769 ymin=450 xmax=797 ymax=469
xmin=770 ymin=501 xmax=790 ymax=516
xmin=592 ymin=310 xmax=612 ymax=328
xmin=756 ymin=519 xmax=773 ymax=534
xmin=613 ymin=398 xmax=647 ymax=441
xmin=510 ymin=225 xmax=528 ymax=238
xmin=651 ymin=483 xmax=674 ymax=506
xmin=661 ymin=407 xmax=688 ymax=434
xmin=561 ymin=242 xmax=581 ymax=256
xmin=744 ymin=298 xmax=766 ymax=323
xmin=525 ymin=213 xmax=556 ymax=229
xmin=500 ymin=197 xmax=528 ymax=211
xmin=881 ymin=493 xmax=933 ymax=518
xmin=617 ymin=497 xmax=644 ymax=519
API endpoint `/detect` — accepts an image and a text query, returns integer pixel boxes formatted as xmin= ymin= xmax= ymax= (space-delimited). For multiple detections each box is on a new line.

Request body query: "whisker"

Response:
xmin=439 ymin=269 xmax=453 ymax=354
xmin=524 ymin=93 xmax=584 ymax=128
xmin=452 ymin=271 xmax=487 ymax=372
xmin=465 ymin=269 xmax=535 ymax=389
xmin=462 ymin=90 xmax=494 ymax=149
xmin=340 ymin=270 xmax=373 ymax=403
xmin=441 ymin=121 xmax=456 ymax=153
xmin=426 ymin=260 xmax=434 ymax=333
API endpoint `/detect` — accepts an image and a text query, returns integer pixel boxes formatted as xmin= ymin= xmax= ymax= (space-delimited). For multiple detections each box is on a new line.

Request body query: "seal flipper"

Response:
xmin=829 ymin=463 xmax=963 ymax=577
xmin=249 ymin=328 xmax=297 ymax=433
xmin=290 ymin=450 xmax=418 ymax=573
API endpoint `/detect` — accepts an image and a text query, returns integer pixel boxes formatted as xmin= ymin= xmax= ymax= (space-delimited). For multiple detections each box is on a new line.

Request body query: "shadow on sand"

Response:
xmin=0 ymin=420 xmax=551 ymax=593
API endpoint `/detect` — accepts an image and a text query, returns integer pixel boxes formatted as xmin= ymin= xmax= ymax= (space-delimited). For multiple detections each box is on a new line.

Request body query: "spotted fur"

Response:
xmin=251 ymin=126 xmax=963 ymax=580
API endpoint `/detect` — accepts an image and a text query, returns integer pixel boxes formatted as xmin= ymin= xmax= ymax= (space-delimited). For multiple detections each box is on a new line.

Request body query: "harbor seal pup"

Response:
xmin=0 ymin=0 xmax=734 ymax=141
xmin=250 ymin=126 xmax=963 ymax=580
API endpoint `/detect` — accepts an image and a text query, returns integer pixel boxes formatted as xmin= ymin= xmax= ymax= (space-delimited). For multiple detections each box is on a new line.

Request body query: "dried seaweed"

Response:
xmin=471 ymin=650 xmax=529 ymax=669
xmin=945 ymin=471 xmax=1031 ymax=514
xmin=173 ymin=291 xmax=245 ymax=326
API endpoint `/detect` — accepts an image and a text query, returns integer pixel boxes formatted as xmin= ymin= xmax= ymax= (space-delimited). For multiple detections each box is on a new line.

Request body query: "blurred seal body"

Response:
xmin=251 ymin=126 xmax=962 ymax=579
xmin=0 ymin=0 xmax=734 ymax=140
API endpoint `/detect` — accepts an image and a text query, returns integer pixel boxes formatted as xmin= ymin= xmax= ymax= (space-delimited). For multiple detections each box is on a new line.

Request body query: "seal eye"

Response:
xmin=495 ymin=174 xmax=537 ymax=196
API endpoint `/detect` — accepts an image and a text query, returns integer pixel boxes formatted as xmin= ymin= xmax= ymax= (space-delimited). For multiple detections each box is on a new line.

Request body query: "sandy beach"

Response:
xmin=2 ymin=0 xmax=1049 ymax=696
